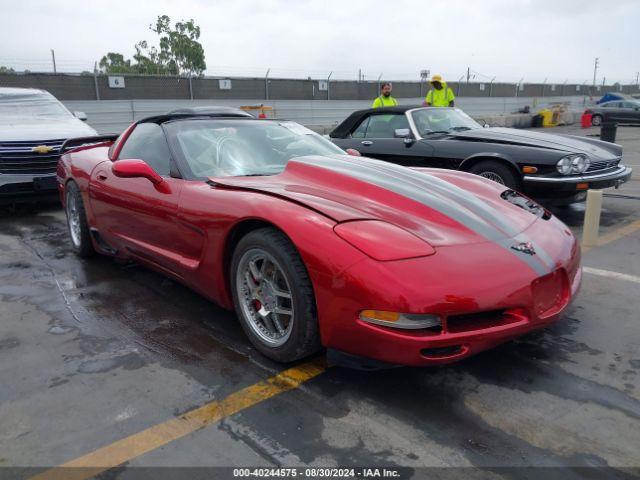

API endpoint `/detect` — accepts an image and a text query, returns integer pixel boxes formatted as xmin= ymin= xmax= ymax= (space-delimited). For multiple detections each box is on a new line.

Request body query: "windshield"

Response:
xmin=0 ymin=91 xmax=71 ymax=120
xmin=411 ymin=108 xmax=481 ymax=136
xmin=166 ymin=119 xmax=345 ymax=178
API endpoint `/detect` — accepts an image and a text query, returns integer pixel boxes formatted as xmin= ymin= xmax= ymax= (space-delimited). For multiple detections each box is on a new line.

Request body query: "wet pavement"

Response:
xmin=1 ymin=127 xmax=640 ymax=479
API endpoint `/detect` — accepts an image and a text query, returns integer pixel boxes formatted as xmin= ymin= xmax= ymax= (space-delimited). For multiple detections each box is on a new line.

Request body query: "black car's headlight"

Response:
xmin=556 ymin=154 xmax=590 ymax=175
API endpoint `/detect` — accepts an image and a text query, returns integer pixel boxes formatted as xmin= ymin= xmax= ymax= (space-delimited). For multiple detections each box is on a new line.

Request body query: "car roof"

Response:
xmin=167 ymin=106 xmax=253 ymax=117
xmin=139 ymin=108 xmax=256 ymax=125
xmin=0 ymin=87 xmax=52 ymax=98
xmin=329 ymin=105 xmax=423 ymax=138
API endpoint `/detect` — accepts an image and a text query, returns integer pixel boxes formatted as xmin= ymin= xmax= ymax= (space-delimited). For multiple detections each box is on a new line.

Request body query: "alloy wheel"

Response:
xmin=236 ymin=249 xmax=295 ymax=347
xmin=478 ymin=171 xmax=506 ymax=185
xmin=66 ymin=190 xmax=82 ymax=248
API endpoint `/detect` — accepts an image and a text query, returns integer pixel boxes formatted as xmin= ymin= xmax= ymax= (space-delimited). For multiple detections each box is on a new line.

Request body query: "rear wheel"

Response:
xmin=231 ymin=227 xmax=320 ymax=362
xmin=469 ymin=161 xmax=521 ymax=190
xmin=65 ymin=181 xmax=95 ymax=257
xmin=591 ymin=114 xmax=603 ymax=126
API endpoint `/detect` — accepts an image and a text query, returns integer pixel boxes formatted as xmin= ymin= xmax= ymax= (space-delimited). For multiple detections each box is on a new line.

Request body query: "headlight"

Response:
xmin=359 ymin=310 xmax=442 ymax=330
xmin=556 ymin=154 xmax=590 ymax=175
xmin=334 ymin=220 xmax=435 ymax=261
xmin=571 ymin=155 xmax=589 ymax=173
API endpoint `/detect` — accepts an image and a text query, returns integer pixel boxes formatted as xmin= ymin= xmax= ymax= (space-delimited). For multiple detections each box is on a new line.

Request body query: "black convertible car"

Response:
xmin=330 ymin=106 xmax=632 ymax=204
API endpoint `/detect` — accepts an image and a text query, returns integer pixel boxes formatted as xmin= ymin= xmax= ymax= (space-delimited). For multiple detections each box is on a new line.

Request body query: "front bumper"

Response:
xmin=316 ymin=217 xmax=581 ymax=367
xmin=0 ymin=173 xmax=59 ymax=204
xmin=523 ymin=166 xmax=632 ymax=200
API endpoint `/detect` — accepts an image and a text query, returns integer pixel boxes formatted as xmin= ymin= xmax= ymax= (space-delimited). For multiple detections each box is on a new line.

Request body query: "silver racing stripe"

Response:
xmin=294 ymin=155 xmax=553 ymax=276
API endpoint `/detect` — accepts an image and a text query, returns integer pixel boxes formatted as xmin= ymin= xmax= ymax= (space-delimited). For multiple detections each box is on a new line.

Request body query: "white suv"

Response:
xmin=0 ymin=87 xmax=97 ymax=203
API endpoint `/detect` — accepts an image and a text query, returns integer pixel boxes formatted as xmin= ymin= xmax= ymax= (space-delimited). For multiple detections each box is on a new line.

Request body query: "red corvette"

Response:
xmin=57 ymin=109 xmax=582 ymax=367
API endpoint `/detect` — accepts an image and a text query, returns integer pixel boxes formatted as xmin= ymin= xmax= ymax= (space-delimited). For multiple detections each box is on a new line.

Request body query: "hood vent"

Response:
xmin=501 ymin=190 xmax=551 ymax=220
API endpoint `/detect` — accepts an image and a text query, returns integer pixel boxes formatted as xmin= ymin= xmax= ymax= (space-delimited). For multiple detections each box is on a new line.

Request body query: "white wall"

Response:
xmin=64 ymin=96 xmax=593 ymax=134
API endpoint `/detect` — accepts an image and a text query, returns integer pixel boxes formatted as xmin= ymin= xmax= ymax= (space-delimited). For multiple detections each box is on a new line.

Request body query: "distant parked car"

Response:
xmin=0 ymin=87 xmax=97 ymax=204
xmin=330 ymin=106 xmax=632 ymax=204
xmin=586 ymin=100 xmax=640 ymax=126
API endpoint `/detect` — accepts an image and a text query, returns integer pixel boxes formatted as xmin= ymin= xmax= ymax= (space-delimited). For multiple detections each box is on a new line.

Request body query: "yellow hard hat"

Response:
xmin=430 ymin=74 xmax=443 ymax=83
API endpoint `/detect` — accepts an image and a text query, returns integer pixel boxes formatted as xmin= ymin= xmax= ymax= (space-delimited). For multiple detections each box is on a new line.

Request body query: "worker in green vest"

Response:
xmin=372 ymin=82 xmax=398 ymax=108
xmin=424 ymin=74 xmax=455 ymax=107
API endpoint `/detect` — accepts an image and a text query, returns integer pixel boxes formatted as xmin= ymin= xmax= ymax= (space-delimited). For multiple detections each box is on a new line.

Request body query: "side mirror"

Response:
xmin=394 ymin=128 xmax=411 ymax=139
xmin=73 ymin=111 xmax=88 ymax=121
xmin=345 ymin=148 xmax=361 ymax=157
xmin=112 ymin=159 xmax=163 ymax=185
xmin=483 ymin=123 xmax=491 ymax=128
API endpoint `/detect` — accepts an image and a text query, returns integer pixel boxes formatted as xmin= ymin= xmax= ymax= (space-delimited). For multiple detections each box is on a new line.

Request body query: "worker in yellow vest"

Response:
xmin=372 ymin=82 xmax=398 ymax=108
xmin=424 ymin=74 xmax=455 ymax=107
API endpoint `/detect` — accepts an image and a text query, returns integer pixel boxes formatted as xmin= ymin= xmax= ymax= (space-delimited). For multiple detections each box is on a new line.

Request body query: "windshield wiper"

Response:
xmin=449 ymin=126 xmax=473 ymax=131
xmin=422 ymin=130 xmax=450 ymax=136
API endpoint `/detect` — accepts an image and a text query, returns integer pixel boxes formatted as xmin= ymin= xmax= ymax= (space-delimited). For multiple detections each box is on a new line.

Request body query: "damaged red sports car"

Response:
xmin=57 ymin=109 xmax=581 ymax=368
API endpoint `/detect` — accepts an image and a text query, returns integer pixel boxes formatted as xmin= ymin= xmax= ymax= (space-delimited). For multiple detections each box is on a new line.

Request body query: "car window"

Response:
xmin=166 ymin=120 xmax=344 ymax=178
xmin=364 ymin=114 xmax=410 ymax=138
xmin=0 ymin=91 xmax=71 ymax=121
xmin=603 ymin=102 xmax=620 ymax=108
xmin=118 ymin=123 xmax=172 ymax=177
xmin=621 ymin=101 xmax=638 ymax=109
xmin=351 ymin=117 xmax=370 ymax=138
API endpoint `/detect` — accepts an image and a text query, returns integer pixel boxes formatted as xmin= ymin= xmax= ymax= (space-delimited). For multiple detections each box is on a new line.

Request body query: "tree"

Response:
xmin=98 ymin=16 xmax=206 ymax=76
xmin=99 ymin=52 xmax=133 ymax=74
xmin=0 ymin=66 xmax=15 ymax=74
xmin=150 ymin=15 xmax=206 ymax=75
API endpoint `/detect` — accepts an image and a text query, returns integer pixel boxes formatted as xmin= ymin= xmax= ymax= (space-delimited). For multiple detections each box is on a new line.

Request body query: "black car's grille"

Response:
xmin=587 ymin=157 xmax=621 ymax=172
xmin=0 ymin=139 xmax=65 ymax=175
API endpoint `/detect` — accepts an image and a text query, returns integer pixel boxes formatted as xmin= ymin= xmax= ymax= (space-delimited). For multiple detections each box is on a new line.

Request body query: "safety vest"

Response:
xmin=372 ymin=95 xmax=398 ymax=108
xmin=425 ymin=87 xmax=455 ymax=107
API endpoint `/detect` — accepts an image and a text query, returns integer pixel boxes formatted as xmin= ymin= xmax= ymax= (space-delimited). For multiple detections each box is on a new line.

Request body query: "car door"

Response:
xmin=603 ymin=101 xmax=625 ymax=122
xmin=620 ymin=101 xmax=640 ymax=124
xmin=89 ymin=122 xmax=185 ymax=273
xmin=340 ymin=112 xmax=434 ymax=167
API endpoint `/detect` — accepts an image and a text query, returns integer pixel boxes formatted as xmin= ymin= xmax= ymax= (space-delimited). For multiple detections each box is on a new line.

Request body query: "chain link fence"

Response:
xmin=2 ymin=71 xmax=640 ymax=102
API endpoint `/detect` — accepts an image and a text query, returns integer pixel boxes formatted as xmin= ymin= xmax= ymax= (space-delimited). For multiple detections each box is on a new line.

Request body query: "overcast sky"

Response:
xmin=0 ymin=0 xmax=637 ymax=84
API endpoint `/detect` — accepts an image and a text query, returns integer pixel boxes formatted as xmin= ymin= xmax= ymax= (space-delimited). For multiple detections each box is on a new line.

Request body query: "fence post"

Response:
xmin=188 ymin=73 xmax=194 ymax=100
xmin=93 ymin=62 xmax=100 ymax=101
xmin=265 ymin=69 xmax=270 ymax=100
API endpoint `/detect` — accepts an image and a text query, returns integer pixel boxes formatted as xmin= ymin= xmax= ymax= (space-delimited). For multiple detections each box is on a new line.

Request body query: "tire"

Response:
xmin=468 ymin=161 xmax=521 ymax=190
xmin=591 ymin=114 xmax=603 ymax=126
xmin=230 ymin=227 xmax=320 ymax=362
xmin=65 ymin=181 xmax=95 ymax=257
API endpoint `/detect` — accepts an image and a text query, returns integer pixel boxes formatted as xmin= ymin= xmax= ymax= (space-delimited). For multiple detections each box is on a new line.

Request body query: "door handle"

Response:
xmin=97 ymin=172 xmax=108 ymax=181
xmin=361 ymin=141 xmax=373 ymax=146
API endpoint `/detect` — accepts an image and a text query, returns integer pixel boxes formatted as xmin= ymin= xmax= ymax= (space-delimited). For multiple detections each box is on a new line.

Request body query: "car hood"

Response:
xmin=210 ymin=155 xmax=543 ymax=247
xmin=0 ymin=116 xmax=97 ymax=142
xmin=446 ymin=127 xmax=617 ymax=159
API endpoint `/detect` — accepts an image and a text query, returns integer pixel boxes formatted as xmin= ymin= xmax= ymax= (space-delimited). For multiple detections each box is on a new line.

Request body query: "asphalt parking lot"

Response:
xmin=1 ymin=126 xmax=639 ymax=480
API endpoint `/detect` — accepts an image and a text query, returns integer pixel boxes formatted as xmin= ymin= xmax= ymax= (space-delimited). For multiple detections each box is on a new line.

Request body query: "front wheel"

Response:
xmin=65 ymin=181 xmax=95 ymax=257
xmin=591 ymin=114 xmax=603 ymax=126
xmin=468 ymin=161 xmax=521 ymax=191
xmin=230 ymin=227 xmax=320 ymax=362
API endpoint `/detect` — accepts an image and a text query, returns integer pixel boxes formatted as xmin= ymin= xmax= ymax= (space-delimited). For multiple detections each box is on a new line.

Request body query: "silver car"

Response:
xmin=0 ymin=88 xmax=97 ymax=203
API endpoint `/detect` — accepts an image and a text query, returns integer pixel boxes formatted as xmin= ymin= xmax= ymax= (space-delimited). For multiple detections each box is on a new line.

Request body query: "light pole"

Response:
xmin=592 ymin=57 xmax=599 ymax=87
xmin=327 ymin=71 xmax=333 ymax=100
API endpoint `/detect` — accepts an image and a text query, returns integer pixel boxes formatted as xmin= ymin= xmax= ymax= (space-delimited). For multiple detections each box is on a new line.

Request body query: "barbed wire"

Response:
xmin=0 ymin=57 xmax=635 ymax=86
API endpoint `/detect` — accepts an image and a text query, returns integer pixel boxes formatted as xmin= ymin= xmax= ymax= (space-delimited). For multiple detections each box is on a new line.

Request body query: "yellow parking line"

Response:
xmin=582 ymin=219 xmax=640 ymax=252
xmin=30 ymin=360 xmax=326 ymax=480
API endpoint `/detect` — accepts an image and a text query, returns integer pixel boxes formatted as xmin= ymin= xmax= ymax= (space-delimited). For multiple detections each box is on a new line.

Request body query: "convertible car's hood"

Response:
xmin=0 ymin=116 xmax=97 ymax=142
xmin=447 ymin=127 xmax=617 ymax=159
xmin=210 ymin=155 xmax=543 ymax=247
